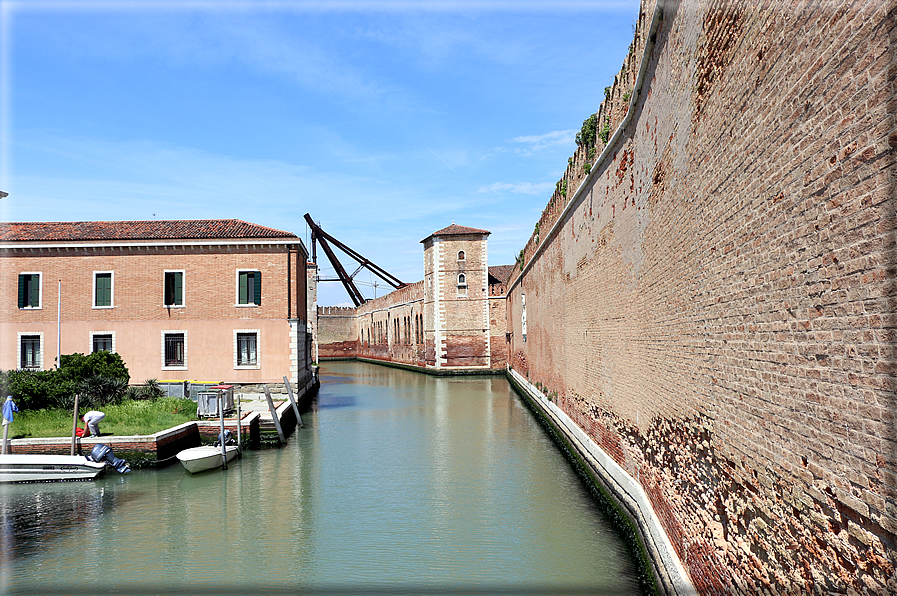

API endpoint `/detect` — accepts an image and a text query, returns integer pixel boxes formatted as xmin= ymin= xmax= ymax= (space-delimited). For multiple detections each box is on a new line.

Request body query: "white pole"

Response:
xmin=56 ymin=280 xmax=61 ymax=368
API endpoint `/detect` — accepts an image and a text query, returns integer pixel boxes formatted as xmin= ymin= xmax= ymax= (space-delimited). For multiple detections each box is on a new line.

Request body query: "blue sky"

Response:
xmin=1 ymin=0 xmax=639 ymax=306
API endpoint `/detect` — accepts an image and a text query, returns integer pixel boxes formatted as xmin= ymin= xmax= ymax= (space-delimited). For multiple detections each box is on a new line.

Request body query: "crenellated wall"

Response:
xmin=507 ymin=0 xmax=896 ymax=593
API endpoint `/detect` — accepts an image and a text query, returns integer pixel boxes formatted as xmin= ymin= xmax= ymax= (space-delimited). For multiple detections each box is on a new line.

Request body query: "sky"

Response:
xmin=0 ymin=0 xmax=640 ymax=306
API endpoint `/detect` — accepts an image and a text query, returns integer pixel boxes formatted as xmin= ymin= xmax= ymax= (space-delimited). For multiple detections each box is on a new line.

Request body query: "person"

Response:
xmin=81 ymin=410 xmax=106 ymax=437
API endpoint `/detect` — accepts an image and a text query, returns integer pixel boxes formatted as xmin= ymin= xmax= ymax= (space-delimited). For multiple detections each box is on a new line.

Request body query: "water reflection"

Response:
xmin=1 ymin=362 xmax=639 ymax=595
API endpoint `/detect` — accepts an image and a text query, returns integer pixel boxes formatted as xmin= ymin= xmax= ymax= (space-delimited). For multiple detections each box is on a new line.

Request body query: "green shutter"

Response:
xmin=95 ymin=273 xmax=111 ymax=306
xmin=18 ymin=274 xmax=25 ymax=308
xmin=174 ymin=272 xmax=183 ymax=305
xmin=31 ymin=275 xmax=40 ymax=307
xmin=239 ymin=272 xmax=248 ymax=304
xmin=253 ymin=271 xmax=261 ymax=305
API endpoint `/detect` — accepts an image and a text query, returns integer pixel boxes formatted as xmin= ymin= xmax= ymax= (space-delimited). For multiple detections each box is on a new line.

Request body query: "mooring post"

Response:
xmin=282 ymin=375 xmax=304 ymax=429
xmin=70 ymin=393 xmax=80 ymax=456
xmin=263 ymin=385 xmax=286 ymax=442
xmin=236 ymin=393 xmax=242 ymax=449
xmin=219 ymin=392 xmax=228 ymax=470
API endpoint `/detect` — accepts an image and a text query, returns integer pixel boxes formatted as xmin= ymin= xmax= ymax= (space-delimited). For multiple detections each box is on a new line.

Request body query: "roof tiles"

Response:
xmin=0 ymin=219 xmax=297 ymax=242
xmin=421 ymin=223 xmax=490 ymax=243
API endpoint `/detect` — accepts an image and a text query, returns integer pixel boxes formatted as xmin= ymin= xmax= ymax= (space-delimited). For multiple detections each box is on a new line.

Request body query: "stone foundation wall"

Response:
xmin=507 ymin=0 xmax=896 ymax=593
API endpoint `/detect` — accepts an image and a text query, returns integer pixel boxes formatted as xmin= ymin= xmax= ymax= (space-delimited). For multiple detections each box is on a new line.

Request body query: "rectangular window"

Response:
xmin=235 ymin=331 xmax=258 ymax=367
xmin=20 ymin=335 xmax=41 ymax=369
xmin=164 ymin=332 xmax=186 ymax=368
xmin=164 ymin=271 xmax=184 ymax=307
xmin=92 ymin=334 xmax=113 ymax=353
xmin=237 ymin=270 xmax=261 ymax=306
xmin=94 ymin=272 xmax=113 ymax=307
xmin=17 ymin=273 xmax=41 ymax=309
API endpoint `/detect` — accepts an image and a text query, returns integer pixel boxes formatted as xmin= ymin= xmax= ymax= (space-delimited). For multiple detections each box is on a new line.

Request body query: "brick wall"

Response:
xmin=1 ymin=242 xmax=309 ymax=385
xmin=507 ymin=0 xmax=896 ymax=593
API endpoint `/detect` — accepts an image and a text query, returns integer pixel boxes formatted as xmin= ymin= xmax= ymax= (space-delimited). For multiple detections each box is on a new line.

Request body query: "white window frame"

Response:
xmin=457 ymin=250 xmax=466 ymax=261
xmin=234 ymin=329 xmax=261 ymax=370
xmin=18 ymin=271 xmax=42 ymax=310
xmin=17 ymin=331 xmax=43 ymax=370
xmin=161 ymin=330 xmax=188 ymax=371
xmin=90 ymin=331 xmax=116 ymax=354
xmin=92 ymin=271 xmax=114 ymax=309
xmin=163 ymin=269 xmax=186 ymax=308
xmin=235 ymin=270 xmax=260 ymax=307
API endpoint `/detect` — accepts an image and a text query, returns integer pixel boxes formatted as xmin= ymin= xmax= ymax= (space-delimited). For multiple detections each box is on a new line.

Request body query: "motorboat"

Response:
xmin=176 ymin=445 xmax=239 ymax=474
xmin=0 ymin=454 xmax=107 ymax=483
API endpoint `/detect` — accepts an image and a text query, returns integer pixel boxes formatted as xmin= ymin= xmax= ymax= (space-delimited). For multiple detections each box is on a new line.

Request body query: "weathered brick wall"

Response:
xmin=508 ymin=0 xmax=896 ymax=593
xmin=355 ymin=281 xmax=427 ymax=366
xmin=317 ymin=305 xmax=359 ymax=359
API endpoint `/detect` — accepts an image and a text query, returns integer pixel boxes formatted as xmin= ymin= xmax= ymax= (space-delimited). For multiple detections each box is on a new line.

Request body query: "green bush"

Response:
xmin=60 ymin=351 xmax=130 ymax=384
xmin=0 ymin=369 xmax=78 ymax=411
xmin=575 ymin=113 xmax=598 ymax=148
xmin=125 ymin=379 xmax=164 ymax=401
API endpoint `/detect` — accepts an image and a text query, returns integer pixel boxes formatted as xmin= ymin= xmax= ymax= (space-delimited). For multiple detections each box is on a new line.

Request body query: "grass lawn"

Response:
xmin=7 ymin=397 xmax=197 ymax=439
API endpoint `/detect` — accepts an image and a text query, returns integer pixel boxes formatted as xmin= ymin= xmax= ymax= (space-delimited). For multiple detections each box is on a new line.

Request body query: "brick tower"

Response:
xmin=421 ymin=224 xmax=491 ymax=369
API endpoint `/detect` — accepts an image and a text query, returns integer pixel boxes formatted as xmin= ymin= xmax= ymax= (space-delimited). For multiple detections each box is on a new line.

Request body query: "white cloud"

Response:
xmin=512 ymin=129 xmax=576 ymax=152
xmin=476 ymin=181 xmax=553 ymax=195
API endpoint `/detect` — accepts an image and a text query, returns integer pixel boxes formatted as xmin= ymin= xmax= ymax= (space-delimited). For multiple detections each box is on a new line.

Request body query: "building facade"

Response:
xmin=316 ymin=223 xmax=511 ymax=372
xmin=0 ymin=220 xmax=312 ymax=390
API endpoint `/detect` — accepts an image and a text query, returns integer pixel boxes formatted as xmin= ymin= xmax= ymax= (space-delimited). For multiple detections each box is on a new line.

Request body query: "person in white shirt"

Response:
xmin=82 ymin=410 xmax=106 ymax=437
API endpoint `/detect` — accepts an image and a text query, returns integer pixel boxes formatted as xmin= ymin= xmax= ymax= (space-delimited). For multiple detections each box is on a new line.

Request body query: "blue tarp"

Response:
xmin=2 ymin=397 xmax=18 ymax=424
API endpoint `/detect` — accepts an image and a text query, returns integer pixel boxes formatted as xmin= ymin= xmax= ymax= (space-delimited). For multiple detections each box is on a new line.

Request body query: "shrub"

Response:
xmin=60 ymin=351 xmax=130 ymax=385
xmin=1 ymin=369 xmax=78 ymax=411
xmin=79 ymin=375 xmax=129 ymax=408
xmin=126 ymin=379 xmax=164 ymax=401
xmin=575 ymin=113 xmax=598 ymax=148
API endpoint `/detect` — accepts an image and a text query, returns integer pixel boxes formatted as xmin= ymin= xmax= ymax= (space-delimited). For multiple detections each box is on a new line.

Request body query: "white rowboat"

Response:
xmin=176 ymin=445 xmax=239 ymax=474
xmin=0 ymin=454 xmax=106 ymax=483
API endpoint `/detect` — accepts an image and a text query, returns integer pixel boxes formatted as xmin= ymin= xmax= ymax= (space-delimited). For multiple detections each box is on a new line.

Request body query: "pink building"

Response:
xmin=0 ymin=220 xmax=313 ymax=391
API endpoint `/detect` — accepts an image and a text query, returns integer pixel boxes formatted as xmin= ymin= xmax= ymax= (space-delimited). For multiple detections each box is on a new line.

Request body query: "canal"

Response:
xmin=1 ymin=361 xmax=640 ymax=595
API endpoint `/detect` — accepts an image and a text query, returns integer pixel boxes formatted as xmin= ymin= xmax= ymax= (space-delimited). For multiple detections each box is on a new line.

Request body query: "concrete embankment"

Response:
xmin=508 ymin=367 xmax=696 ymax=596
xmin=7 ymin=373 xmax=320 ymax=468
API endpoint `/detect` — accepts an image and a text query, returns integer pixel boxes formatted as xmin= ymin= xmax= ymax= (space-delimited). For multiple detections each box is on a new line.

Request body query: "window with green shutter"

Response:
xmin=17 ymin=273 xmax=40 ymax=309
xmin=238 ymin=271 xmax=261 ymax=305
xmin=164 ymin=271 xmax=184 ymax=306
xmin=94 ymin=272 xmax=112 ymax=307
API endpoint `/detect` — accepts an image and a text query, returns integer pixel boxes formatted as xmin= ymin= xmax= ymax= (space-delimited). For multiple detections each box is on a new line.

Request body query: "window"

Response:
xmin=93 ymin=272 xmax=113 ymax=308
xmin=237 ymin=270 xmax=261 ymax=306
xmin=17 ymin=273 xmax=41 ymax=309
xmin=163 ymin=332 xmax=186 ymax=369
xmin=91 ymin=333 xmax=114 ymax=353
xmin=457 ymin=273 xmax=468 ymax=296
xmin=235 ymin=330 xmax=259 ymax=368
xmin=19 ymin=334 xmax=41 ymax=370
xmin=458 ymin=250 xmax=466 ymax=261
xmin=164 ymin=271 xmax=184 ymax=307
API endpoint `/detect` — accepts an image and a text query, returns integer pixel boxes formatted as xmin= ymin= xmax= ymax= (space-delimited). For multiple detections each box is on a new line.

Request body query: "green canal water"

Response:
xmin=0 ymin=361 xmax=640 ymax=595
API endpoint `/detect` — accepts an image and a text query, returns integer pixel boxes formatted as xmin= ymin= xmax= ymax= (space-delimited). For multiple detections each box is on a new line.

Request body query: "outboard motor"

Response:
xmin=87 ymin=443 xmax=131 ymax=474
xmin=215 ymin=430 xmax=235 ymax=447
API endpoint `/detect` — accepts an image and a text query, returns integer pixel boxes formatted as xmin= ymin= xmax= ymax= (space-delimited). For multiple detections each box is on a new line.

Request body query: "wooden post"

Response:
xmin=282 ymin=375 xmax=304 ymax=429
xmin=236 ymin=394 xmax=242 ymax=449
xmin=219 ymin=392 xmax=228 ymax=470
xmin=263 ymin=385 xmax=285 ymax=442
xmin=70 ymin=394 xmax=80 ymax=456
